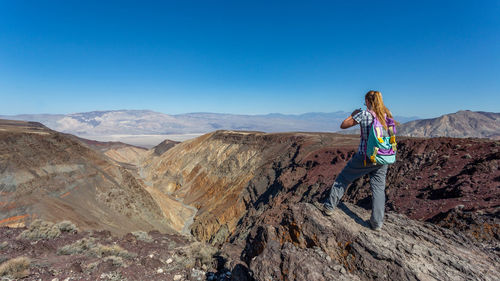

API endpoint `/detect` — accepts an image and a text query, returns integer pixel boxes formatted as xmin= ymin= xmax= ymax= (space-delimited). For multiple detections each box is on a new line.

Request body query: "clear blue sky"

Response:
xmin=0 ymin=0 xmax=498 ymax=118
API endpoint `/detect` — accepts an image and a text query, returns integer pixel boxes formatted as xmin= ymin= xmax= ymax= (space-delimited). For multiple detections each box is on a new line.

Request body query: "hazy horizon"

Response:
xmin=5 ymin=108 xmax=498 ymax=122
xmin=1 ymin=108 xmax=421 ymax=118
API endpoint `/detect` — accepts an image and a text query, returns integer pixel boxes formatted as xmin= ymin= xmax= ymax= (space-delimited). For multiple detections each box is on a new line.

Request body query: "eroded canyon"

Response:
xmin=1 ymin=119 xmax=499 ymax=280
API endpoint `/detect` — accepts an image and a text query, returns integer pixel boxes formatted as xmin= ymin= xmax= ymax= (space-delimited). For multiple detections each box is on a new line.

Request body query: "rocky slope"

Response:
xmin=2 ymin=123 xmax=499 ymax=280
xmin=0 ymin=119 xmax=173 ymax=235
xmin=399 ymin=110 xmax=500 ymax=139
xmin=224 ymin=202 xmax=499 ymax=280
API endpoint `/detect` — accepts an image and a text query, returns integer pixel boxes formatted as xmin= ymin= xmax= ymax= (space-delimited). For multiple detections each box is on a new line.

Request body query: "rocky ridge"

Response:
xmin=398 ymin=110 xmax=500 ymax=139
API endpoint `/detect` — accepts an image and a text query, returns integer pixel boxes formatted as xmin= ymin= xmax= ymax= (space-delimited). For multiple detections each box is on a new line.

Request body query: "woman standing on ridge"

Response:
xmin=315 ymin=90 xmax=397 ymax=231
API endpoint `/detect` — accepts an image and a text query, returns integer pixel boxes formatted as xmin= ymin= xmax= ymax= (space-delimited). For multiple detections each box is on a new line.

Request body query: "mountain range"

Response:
xmin=0 ymin=110 xmax=418 ymax=146
xmin=3 ymin=110 xmax=500 ymax=148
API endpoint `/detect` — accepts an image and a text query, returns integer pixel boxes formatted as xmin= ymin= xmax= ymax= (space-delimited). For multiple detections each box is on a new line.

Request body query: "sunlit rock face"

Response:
xmin=141 ymin=130 xmax=361 ymax=242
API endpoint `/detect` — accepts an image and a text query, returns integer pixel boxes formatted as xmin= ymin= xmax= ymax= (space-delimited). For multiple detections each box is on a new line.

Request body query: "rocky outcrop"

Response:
xmin=398 ymin=110 xmax=500 ymax=139
xmin=0 ymin=119 xmax=173 ymax=235
xmin=228 ymin=202 xmax=500 ymax=280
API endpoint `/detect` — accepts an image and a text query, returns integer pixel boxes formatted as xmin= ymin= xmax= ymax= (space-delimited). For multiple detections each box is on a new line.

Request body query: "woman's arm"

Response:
xmin=340 ymin=109 xmax=360 ymax=129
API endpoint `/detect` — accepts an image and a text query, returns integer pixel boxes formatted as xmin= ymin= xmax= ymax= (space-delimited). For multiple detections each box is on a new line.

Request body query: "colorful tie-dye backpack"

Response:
xmin=365 ymin=111 xmax=397 ymax=165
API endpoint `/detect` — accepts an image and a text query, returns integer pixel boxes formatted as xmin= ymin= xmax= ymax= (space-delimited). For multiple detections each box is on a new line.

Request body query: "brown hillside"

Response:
xmin=0 ymin=119 xmax=173 ymax=235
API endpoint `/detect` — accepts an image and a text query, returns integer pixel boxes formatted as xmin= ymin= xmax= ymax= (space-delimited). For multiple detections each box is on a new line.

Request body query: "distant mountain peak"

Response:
xmin=399 ymin=110 xmax=500 ymax=139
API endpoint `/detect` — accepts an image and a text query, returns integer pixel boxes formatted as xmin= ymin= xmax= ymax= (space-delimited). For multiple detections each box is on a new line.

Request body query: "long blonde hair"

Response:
xmin=365 ymin=90 xmax=394 ymax=130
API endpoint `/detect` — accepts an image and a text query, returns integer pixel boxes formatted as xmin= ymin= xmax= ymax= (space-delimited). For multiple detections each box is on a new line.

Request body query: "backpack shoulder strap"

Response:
xmin=385 ymin=116 xmax=397 ymax=151
xmin=367 ymin=110 xmax=383 ymax=141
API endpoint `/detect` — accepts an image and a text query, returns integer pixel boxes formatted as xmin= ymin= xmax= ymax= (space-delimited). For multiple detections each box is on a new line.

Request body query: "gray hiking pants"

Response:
xmin=325 ymin=153 xmax=388 ymax=228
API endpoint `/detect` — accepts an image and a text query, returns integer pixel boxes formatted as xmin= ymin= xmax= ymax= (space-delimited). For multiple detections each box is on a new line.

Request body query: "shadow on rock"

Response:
xmin=207 ymin=254 xmax=253 ymax=281
xmin=338 ymin=203 xmax=371 ymax=229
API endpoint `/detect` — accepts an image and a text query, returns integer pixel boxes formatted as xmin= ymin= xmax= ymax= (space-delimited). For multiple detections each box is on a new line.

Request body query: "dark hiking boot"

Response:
xmin=369 ymin=221 xmax=382 ymax=231
xmin=313 ymin=201 xmax=335 ymax=216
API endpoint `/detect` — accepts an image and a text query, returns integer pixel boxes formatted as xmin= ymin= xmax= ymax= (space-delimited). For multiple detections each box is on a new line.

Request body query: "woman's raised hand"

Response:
xmin=351 ymin=108 xmax=362 ymax=117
